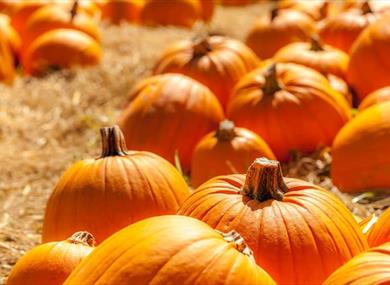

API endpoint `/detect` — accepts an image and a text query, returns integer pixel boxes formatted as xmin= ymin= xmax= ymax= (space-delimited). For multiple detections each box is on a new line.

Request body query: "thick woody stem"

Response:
xmin=193 ymin=36 xmax=212 ymax=57
xmin=262 ymin=63 xmax=282 ymax=96
xmin=310 ymin=35 xmax=324 ymax=52
xmin=68 ymin=231 xmax=96 ymax=247
xmin=70 ymin=0 xmax=78 ymax=21
xmin=215 ymin=120 xmax=236 ymax=141
xmin=99 ymin=125 xmax=128 ymax=158
xmin=270 ymin=8 xmax=278 ymax=21
xmin=362 ymin=1 xmax=372 ymax=15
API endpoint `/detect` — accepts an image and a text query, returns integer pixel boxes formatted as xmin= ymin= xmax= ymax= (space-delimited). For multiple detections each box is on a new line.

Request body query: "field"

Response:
xmin=1 ymin=2 xmax=389 ymax=283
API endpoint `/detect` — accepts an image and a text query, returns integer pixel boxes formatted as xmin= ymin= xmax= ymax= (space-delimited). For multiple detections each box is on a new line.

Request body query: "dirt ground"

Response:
xmin=0 ymin=3 xmax=389 ymax=283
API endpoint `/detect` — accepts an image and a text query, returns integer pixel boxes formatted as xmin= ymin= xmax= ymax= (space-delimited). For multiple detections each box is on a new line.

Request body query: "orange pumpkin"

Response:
xmin=118 ymin=73 xmax=224 ymax=170
xmin=64 ymin=216 xmax=276 ymax=285
xmin=319 ymin=2 xmax=377 ymax=53
xmin=140 ymin=0 xmax=201 ymax=28
xmin=42 ymin=126 xmax=190 ymax=244
xmin=178 ymin=158 xmax=368 ymax=284
xmin=191 ymin=120 xmax=275 ymax=187
xmin=7 ymin=231 xmax=95 ymax=285
xmin=227 ymin=62 xmax=351 ymax=161
xmin=274 ymin=36 xmax=349 ymax=80
xmin=367 ymin=207 xmax=390 ymax=247
xmin=153 ymin=35 xmax=260 ymax=108
xmin=278 ymin=0 xmax=335 ymax=20
xmin=9 ymin=0 xmax=49 ymax=33
xmin=219 ymin=0 xmax=253 ymax=6
xmin=22 ymin=28 xmax=101 ymax=76
xmin=327 ymin=74 xmax=353 ymax=106
xmin=0 ymin=14 xmax=21 ymax=60
xmin=21 ymin=4 xmax=100 ymax=51
xmin=245 ymin=8 xmax=315 ymax=59
xmin=323 ymin=242 xmax=390 ymax=285
xmin=199 ymin=0 xmax=214 ymax=22
xmin=332 ymin=101 xmax=390 ymax=193
xmin=0 ymin=33 xmax=15 ymax=84
xmin=359 ymin=86 xmax=390 ymax=111
xmin=100 ymin=0 xmax=143 ymax=24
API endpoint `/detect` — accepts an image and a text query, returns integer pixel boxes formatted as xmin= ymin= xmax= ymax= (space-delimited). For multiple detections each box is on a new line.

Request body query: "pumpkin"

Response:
xmin=219 ymin=0 xmax=253 ymax=6
xmin=64 ymin=215 xmax=276 ymax=285
xmin=21 ymin=3 xmax=100 ymax=51
xmin=42 ymin=126 xmax=190 ymax=244
xmin=332 ymin=101 xmax=390 ymax=193
xmin=323 ymin=242 xmax=390 ymax=285
xmin=153 ymin=35 xmax=259 ymax=108
xmin=319 ymin=2 xmax=377 ymax=53
xmin=191 ymin=120 xmax=275 ymax=187
xmin=100 ymin=0 xmax=143 ymax=24
xmin=367 ymin=207 xmax=390 ymax=247
xmin=178 ymin=158 xmax=368 ymax=284
xmin=327 ymin=74 xmax=353 ymax=106
xmin=22 ymin=28 xmax=101 ymax=76
xmin=7 ymin=231 xmax=95 ymax=285
xmin=0 ymin=14 xmax=21 ymax=60
xmin=245 ymin=8 xmax=315 ymax=59
xmin=278 ymin=0 xmax=335 ymax=20
xmin=9 ymin=0 xmax=49 ymax=33
xmin=359 ymin=86 xmax=390 ymax=111
xmin=118 ymin=73 xmax=224 ymax=170
xmin=274 ymin=36 xmax=349 ymax=80
xmin=140 ymin=0 xmax=201 ymax=28
xmin=0 ymin=33 xmax=15 ymax=84
xmin=199 ymin=0 xmax=214 ymax=22
xmin=227 ymin=62 xmax=351 ymax=161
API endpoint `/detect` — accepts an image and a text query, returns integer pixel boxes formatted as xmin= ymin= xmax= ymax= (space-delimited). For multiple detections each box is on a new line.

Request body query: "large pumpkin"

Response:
xmin=22 ymin=28 xmax=101 ymax=76
xmin=347 ymin=14 xmax=390 ymax=101
xmin=274 ymin=36 xmax=349 ymax=80
xmin=0 ymin=33 xmax=15 ymax=84
xmin=153 ymin=35 xmax=259 ymax=108
xmin=140 ymin=0 xmax=201 ymax=28
xmin=323 ymin=242 xmax=390 ymax=285
xmin=227 ymin=62 xmax=351 ymax=161
xmin=178 ymin=158 xmax=368 ymax=284
xmin=64 ymin=216 xmax=276 ymax=285
xmin=0 ymin=14 xmax=21 ymax=60
xmin=191 ymin=120 xmax=275 ymax=187
xmin=367 ymin=207 xmax=390 ymax=247
xmin=42 ymin=126 xmax=190 ymax=244
xmin=100 ymin=0 xmax=144 ymax=24
xmin=118 ymin=73 xmax=224 ymax=170
xmin=7 ymin=231 xmax=95 ymax=285
xmin=359 ymin=86 xmax=390 ymax=111
xmin=21 ymin=4 xmax=100 ymax=51
xmin=332 ymin=101 xmax=390 ymax=193
xmin=245 ymin=8 xmax=315 ymax=59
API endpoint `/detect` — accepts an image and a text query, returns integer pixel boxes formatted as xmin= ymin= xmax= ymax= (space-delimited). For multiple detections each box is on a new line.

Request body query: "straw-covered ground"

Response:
xmin=0 ymin=3 xmax=389 ymax=283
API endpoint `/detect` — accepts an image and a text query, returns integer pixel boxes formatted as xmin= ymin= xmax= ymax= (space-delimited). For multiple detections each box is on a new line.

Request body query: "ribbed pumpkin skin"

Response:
xmin=100 ymin=0 xmax=143 ymax=24
xmin=118 ymin=74 xmax=224 ymax=170
xmin=359 ymin=86 xmax=390 ymax=111
xmin=227 ymin=62 xmax=351 ymax=161
xmin=323 ymin=242 xmax=390 ymax=285
xmin=22 ymin=29 xmax=101 ymax=76
xmin=140 ymin=0 xmax=201 ymax=28
xmin=154 ymin=36 xmax=259 ymax=108
xmin=245 ymin=9 xmax=315 ymax=59
xmin=64 ymin=216 xmax=276 ymax=285
xmin=274 ymin=40 xmax=349 ymax=80
xmin=178 ymin=168 xmax=368 ymax=284
xmin=21 ymin=5 xmax=100 ymax=51
xmin=367 ymin=207 xmax=390 ymax=247
xmin=347 ymin=15 xmax=390 ymax=101
xmin=332 ymin=101 xmax=390 ymax=193
xmin=7 ymin=232 xmax=95 ymax=285
xmin=0 ymin=14 xmax=21 ymax=59
xmin=191 ymin=124 xmax=275 ymax=187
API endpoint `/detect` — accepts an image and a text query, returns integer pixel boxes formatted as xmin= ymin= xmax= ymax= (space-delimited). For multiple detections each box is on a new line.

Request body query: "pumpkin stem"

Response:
xmin=242 ymin=157 xmax=288 ymax=202
xmin=218 ymin=230 xmax=254 ymax=260
xmin=70 ymin=0 xmax=78 ymax=21
xmin=215 ymin=120 xmax=236 ymax=141
xmin=193 ymin=36 xmax=212 ymax=57
xmin=270 ymin=8 xmax=278 ymax=21
xmin=68 ymin=231 xmax=96 ymax=247
xmin=361 ymin=1 xmax=372 ymax=14
xmin=310 ymin=35 xmax=324 ymax=52
xmin=99 ymin=125 xmax=128 ymax=158
xmin=319 ymin=1 xmax=328 ymax=19
xmin=262 ymin=63 xmax=282 ymax=96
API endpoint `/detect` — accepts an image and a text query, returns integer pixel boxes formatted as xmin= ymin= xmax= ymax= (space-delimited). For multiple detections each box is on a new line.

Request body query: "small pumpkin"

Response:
xmin=0 ymin=14 xmax=21 ymax=60
xmin=367 ymin=207 xmax=390 ymax=247
xmin=227 ymin=62 xmax=351 ymax=161
xmin=178 ymin=158 xmax=368 ymax=284
xmin=118 ymin=73 xmax=224 ymax=170
xmin=140 ymin=0 xmax=201 ymax=28
xmin=278 ymin=0 xmax=335 ymax=20
xmin=100 ymin=0 xmax=144 ymax=24
xmin=191 ymin=120 xmax=275 ymax=187
xmin=245 ymin=8 xmax=316 ymax=59
xmin=323 ymin=242 xmax=390 ymax=285
xmin=153 ymin=35 xmax=259 ymax=108
xmin=332 ymin=101 xmax=390 ymax=193
xmin=7 ymin=231 xmax=95 ymax=285
xmin=359 ymin=86 xmax=390 ymax=111
xmin=42 ymin=126 xmax=190 ymax=244
xmin=0 ymin=33 xmax=15 ymax=84
xmin=274 ymin=36 xmax=349 ymax=80
xmin=22 ymin=28 xmax=101 ymax=76
xmin=64 ymin=216 xmax=276 ymax=285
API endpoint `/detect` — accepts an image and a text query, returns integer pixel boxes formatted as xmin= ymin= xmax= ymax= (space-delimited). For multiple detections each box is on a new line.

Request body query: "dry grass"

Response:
xmin=0 ymin=3 xmax=388 ymax=283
